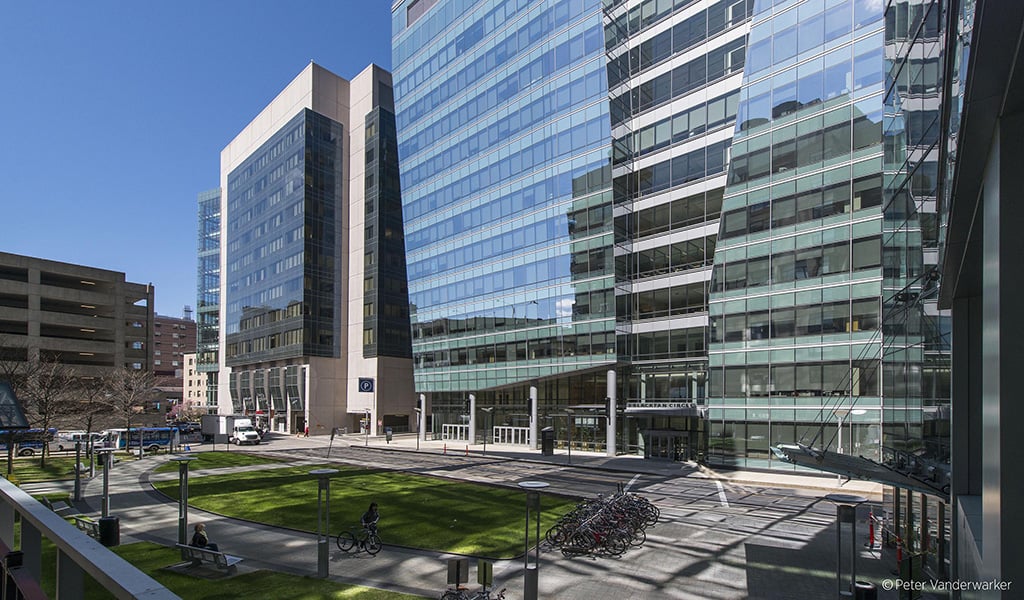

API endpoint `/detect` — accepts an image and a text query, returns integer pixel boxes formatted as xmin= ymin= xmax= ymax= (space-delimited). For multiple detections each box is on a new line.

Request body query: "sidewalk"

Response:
xmin=329 ymin=432 xmax=885 ymax=500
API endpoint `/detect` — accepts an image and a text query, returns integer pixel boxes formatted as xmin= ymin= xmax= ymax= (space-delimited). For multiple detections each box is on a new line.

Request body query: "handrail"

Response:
xmin=0 ymin=477 xmax=179 ymax=600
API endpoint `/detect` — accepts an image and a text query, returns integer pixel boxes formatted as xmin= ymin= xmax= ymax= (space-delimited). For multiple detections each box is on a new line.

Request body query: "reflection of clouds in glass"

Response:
xmin=556 ymin=298 xmax=575 ymax=318
xmin=859 ymin=0 xmax=884 ymax=11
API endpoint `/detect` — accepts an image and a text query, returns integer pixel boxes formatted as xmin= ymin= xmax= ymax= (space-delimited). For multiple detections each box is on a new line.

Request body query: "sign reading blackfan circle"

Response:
xmin=358 ymin=378 xmax=375 ymax=393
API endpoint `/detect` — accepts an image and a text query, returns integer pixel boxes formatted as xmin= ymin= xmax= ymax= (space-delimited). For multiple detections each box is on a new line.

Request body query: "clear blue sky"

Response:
xmin=0 ymin=1 xmax=393 ymax=318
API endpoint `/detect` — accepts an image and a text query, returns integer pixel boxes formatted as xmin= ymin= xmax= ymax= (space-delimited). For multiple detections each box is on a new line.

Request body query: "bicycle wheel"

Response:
xmin=440 ymin=590 xmax=466 ymax=600
xmin=364 ymin=534 xmax=383 ymax=555
xmin=336 ymin=530 xmax=357 ymax=552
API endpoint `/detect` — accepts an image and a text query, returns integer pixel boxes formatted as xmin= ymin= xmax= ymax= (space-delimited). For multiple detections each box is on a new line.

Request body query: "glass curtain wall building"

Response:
xmin=196 ymin=188 xmax=221 ymax=414
xmin=392 ymin=0 xmax=620 ymax=447
xmin=707 ymin=0 xmax=890 ymax=468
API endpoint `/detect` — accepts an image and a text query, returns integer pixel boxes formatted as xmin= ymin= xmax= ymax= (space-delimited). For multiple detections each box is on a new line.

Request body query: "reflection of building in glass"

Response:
xmin=217 ymin=62 xmax=413 ymax=436
xmin=196 ymin=187 xmax=221 ymax=413
xmin=392 ymin=0 xmax=754 ymax=455
xmin=707 ymin=0 xmax=891 ymax=468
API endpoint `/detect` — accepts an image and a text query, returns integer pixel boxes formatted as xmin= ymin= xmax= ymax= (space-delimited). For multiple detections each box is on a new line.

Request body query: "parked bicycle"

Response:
xmin=336 ymin=524 xmax=382 ymax=555
xmin=439 ymin=586 xmax=506 ymax=600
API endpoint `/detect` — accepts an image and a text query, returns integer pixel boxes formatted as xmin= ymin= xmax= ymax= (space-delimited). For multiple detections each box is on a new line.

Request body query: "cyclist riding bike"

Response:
xmin=361 ymin=502 xmax=380 ymax=532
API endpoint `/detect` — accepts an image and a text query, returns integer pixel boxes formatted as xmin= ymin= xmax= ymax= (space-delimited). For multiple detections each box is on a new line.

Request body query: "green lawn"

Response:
xmin=40 ymin=541 xmax=427 ymax=599
xmin=153 ymin=464 xmax=576 ymax=558
xmin=152 ymin=450 xmax=281 ymax=474
xmin=3 ymin=456 xmax=83 ymax=483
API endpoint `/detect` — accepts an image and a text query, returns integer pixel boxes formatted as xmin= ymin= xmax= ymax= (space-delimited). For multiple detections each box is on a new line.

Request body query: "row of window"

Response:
xmin=412 ymin=288 xmax=614 ymax=341
xmin=613 ymin=140 xmax=730 ymax=200
xmin=728 ymin=110 xmax=881 ymax=186
xmin=402 ymin=110 xmax=608 ymax=199
xmin=607 ymin=0 xmax=752 ymax=88
xmin=619 ymin=328 xmax=707 ymax=360
xmin=619 ymin=280 xmax=708 ymax=321
xmin=720 ymin=175 xmax=882 ymax=240
xmin=415 ymin=330 xmax=616 ymax=369
xmin=610 ymin=37 xmax=745 ymax=126
xmin=614 ymin=91 xmax=740 ymax=165
xmin=618 ymin=237 xmax=716 ymax=281
xmin=399 ymin=14 xmax=603 ymax=141
xmin=616 ymin=188 xmax=723 ymax=240
xmin=708 ymin=359 xmax=880 ymax=398
xmin=710 ymin=297 xmax=879 ymax=343
xmin=710 ymin=235 xmax=882 ymax=294
xmin=227 ymin=121 xmax=304 ymax=193
xmin=225 ymin=327 xmax=303 ymax=359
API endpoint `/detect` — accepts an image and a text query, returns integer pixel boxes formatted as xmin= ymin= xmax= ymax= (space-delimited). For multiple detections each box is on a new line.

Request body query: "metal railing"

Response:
xmin=0 ymin=477 xmax=179 ymax=600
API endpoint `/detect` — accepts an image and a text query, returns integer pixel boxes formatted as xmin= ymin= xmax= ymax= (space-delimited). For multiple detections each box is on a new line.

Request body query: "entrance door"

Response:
xmin=648 ymin=433 xmax=672 ymax=459
xmin=648 ymin=432 xmax=692 ymax=461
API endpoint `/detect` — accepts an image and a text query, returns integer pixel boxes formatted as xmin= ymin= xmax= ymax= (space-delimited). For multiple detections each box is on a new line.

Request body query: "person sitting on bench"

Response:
xmin=191 ymin=523 xmax=219 ymax=552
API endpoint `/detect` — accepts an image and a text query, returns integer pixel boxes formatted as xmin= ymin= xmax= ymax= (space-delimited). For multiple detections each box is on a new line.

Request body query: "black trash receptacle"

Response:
xmin=541 ymin=427 xmax=555 ymax=456
xmin=853 ymin=581 xmax=878 ymax=600
xmin=98 ymin=516 xmax=120 ymax=547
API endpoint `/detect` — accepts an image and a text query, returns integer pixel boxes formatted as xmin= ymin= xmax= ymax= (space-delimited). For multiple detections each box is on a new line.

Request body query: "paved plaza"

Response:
xmin=25 ymin=433 xmax=942 ymax=599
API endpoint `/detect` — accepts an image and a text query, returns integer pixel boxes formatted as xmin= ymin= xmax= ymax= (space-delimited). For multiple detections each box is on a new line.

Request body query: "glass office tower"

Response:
xmin=707 ymin=0 xmax=888 ymax=468
xmin=393 ymin=0 xmax=619 ymax=443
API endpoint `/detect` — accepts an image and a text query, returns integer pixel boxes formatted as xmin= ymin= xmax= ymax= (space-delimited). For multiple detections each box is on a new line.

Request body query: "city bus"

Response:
xmin=0 ymin=428 xmax=58 ymax=456
xmin=104 ymin=427 xmax=180 ymax=453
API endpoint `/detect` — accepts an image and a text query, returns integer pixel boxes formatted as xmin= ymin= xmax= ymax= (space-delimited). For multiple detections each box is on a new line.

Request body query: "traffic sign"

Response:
xmin=358 ymin=377 xmax=375 ymax=393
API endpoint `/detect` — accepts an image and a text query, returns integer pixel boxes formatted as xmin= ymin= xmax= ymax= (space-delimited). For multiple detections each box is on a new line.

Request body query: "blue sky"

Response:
xmin=0 ymin=1 xmax=393 ymax=317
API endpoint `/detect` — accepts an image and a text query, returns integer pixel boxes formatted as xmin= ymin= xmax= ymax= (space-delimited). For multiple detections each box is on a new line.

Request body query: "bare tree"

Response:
xmin=20 ymin=355 xmax=77 ymax=468
xmin=105 ymin=367 xmax=159 ymax=458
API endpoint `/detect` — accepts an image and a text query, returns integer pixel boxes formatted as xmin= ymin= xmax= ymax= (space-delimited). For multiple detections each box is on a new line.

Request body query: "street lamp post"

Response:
xmin=835 ymin=409 xmax=867 ymax=455
xmin=565 ymin=409 xmax=575 ymax=466
xmin=518 ymin=481 xmax=549 ymax=600
xmin=96 ymin=448 xmax=115 ymax=518
xmin=364 ymin=409 xmax=371 ymax=447
xmin=169 ymin=455 xmax=197 ymax=557
xmin=310 ymin=469 xmax=339 ymax=578
xmin=414 ymin=407 xmax=422 ymax=452
xmin=480 ymin=407 xmax=494 ymax=455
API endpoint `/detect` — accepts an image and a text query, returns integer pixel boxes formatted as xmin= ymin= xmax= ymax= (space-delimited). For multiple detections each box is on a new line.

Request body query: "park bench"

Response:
xmin=71 ymin=515 xmax=99 ymax=539
xmin=41 ymin=497 xmax=73 ymax=516
xmin=175 ymin=543 xmax=243 ymax=574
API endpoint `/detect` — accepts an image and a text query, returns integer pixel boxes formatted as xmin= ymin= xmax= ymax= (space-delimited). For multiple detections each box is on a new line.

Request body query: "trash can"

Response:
xmin=853 ymin=581 xmax=878 ymax=600
xmin=541 ymin=427 xmax=555 ymax=456
xmin=98 ymin=516 xmax=120 ymax=547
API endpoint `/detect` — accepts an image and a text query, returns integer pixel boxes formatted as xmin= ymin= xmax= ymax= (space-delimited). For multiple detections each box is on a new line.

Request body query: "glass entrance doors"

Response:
xmin=646 ymin=431 xmax=690 ymax=461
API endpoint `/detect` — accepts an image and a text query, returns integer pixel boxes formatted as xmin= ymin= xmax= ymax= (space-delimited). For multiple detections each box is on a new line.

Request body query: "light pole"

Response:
xmin=835 ymin=409 xmax=867 ymax=455
xmin=364 ymin=409 xmax=371 ymax=447
xmin=310 ymin=469 xmax=339 ymax=578
xmin=518 ymin=481 xmax=549 ymax=600
xmin=96 ymin=448 xmax=115 ymax=517
xmin=414 ymin=407 xmax=422 ymax=452
xmin=480 ymin=407 xmax=494 ymax=455
xmin=169 ymin=455 xmax=196 ymax=557
xmin=565 ymin=408 xmax=575 ymax=466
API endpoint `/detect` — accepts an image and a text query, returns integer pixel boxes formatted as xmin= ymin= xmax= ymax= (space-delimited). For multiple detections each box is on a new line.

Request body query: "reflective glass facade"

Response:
xmin=393 ymin=0 xmax=618 ymax=407
xmin=196 ymin=188 xmax=220 ymax=411
xmin=224 ymin=110 xmax=344 ymax=366
xmin=708 ymin=0 xmax=888 ymax=468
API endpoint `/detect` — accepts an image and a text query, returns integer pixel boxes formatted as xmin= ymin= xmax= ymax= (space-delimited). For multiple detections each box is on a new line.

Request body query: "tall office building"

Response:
xmin=394 ymin=0 xmax=945 ymax=472
xmin=196 ymin=188 xmax=221 ymax=413
xmin=393 ymin=0 xmax=754 ymax=455
xmin=218 ymin=62 xmax=414 ymax=436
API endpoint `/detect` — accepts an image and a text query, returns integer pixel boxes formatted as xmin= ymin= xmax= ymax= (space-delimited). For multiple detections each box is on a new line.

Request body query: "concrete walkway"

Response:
xmin=21 ymin=435 xmax=895 ymax=599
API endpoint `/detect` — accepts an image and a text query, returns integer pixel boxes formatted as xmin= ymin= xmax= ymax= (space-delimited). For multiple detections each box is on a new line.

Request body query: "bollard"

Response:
xmin=868 ymin=511 xmax=875 ymax=548
xmin=465 ymin=445 xmax=469 ymax=457
xmin=443 ymin=444 xmax=447 ymax=455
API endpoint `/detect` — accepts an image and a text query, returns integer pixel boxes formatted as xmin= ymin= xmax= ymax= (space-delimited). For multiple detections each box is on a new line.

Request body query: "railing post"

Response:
xmin=0 ymin=502 xmax=13 ymax=550
xmin=20 ymin=520 xmax=41 ymax=582
xmin=56 ymin=549 xmax=84 ymax=600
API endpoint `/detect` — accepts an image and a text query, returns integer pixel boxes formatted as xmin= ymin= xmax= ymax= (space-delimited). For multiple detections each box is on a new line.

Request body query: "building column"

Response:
xmin=529 ymin=385 xmax=538 ymax=449
xmin=606 ymin=369 xmax=617 ymax=456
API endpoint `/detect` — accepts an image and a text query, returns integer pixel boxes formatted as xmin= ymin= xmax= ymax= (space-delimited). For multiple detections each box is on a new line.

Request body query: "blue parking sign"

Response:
xmin=358 ymin=377 xmax=375 ymax=393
